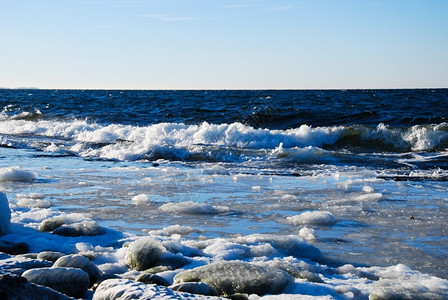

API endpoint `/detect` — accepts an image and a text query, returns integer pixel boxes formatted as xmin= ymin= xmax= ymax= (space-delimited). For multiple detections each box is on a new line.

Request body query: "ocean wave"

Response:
xmin=0 ymin=119 xmax=447 ymax=163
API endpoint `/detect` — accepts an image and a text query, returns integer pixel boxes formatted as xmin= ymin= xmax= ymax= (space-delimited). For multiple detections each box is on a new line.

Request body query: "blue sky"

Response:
xmin=1 ymin=0 xmax=447 ymax=89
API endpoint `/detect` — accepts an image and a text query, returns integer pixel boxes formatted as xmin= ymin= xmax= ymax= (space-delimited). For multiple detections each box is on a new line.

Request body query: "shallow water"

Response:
xmin=1 ymin=146 xmax=447 ymax=280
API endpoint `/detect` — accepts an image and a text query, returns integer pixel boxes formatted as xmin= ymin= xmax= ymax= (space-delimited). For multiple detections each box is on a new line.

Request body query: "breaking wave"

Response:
xmin=0 ymin=118 xmax=447 ymax=164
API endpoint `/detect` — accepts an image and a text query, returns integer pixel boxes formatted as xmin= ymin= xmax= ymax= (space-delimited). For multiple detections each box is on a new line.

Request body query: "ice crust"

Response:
xmin=0 ymin=192 xmax=11 ymax=235
xmin=2 ymin=203 xmax=448 ymax=299
xmin=0 ymin=166 xmax=36 ymax=182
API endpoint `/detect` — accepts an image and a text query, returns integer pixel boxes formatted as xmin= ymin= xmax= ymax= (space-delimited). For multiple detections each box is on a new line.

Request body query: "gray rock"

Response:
xmin=22 ymin=267 xmax=90 ymax=298
xmin=125 ymin=237 xmax=166 ymax=271
xmin=0 ymin=256 xmax=52 ymax=276
xmin=136 ymin=272 xmax=170 ymax=286
xmin=93 ymin=278 xmax=222 ymax=300
xmin=0 ymin=240 xmax=29 ymax=254
xmin=174 ymin=261 xmax=294 ymax=296
xmin=53 ymin=254 xmax=102 ymax=286
xmin=170 ymin=282 xmax=218 ymax=296
xmin=0 ymin=274 xmax=75 ymax=300
xmin=39 ymin=216 xmax=66 ymax=232
xmin=38 ymin=251 xmax=66 ymax=262
xmin=52 ymin=220 xmax=105 ymax=237
xmin=258 ymin=260 xmax=324 ymax=283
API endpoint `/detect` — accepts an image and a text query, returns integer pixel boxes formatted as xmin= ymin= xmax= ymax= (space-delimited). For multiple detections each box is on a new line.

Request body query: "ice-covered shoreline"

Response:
xmin=2 ymin=192 xmax=448 ymax=299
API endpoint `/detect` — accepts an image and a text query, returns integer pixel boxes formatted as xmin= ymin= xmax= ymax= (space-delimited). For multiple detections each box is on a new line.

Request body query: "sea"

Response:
xmin=1 ymin=89 xmax=448 ymax=298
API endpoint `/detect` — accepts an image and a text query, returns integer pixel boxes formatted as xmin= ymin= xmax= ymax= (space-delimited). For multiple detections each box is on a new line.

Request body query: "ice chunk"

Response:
xmin=0 ymin=192 xmax=11 ymax=235
xmin=235 ymin=234 xmax=322 ymax=261
xmin=299 ymin=226 xmax=316 ymax=241
xmin=353 ymin=193 xmax=382 ymax=202
xmin=370 ymin=264 xmax=448 ymax=299
xmin=174 ymin=261 xmax=294 ymax=296
xmin=131 ymin=193 xmax=149 ymax=205
xmin=286 ymin=211 xmax=335 ymax=225
xmin=159 ymin=201 xmax=229 ymax=215
xmin=16 ymin=193 xmax=51 ymax=208
xmin=0 ymin=166 xmax=36 ymax=182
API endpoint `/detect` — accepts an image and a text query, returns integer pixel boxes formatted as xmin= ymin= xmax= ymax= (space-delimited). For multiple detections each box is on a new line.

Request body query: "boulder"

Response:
xmin=22 ymin=267 xmax=90 ymax=298
xmin=0 ymin=240 xmax=29 ymax=255
xmin=170 ymin=282 xmax=218 ymax=296
xmin=38 ymin=251 xmax=66 ymax=262
xmin=52 ymin=220 xmax=105 ymax=237
xmin=53 ymin=254 xmax=102 ymax=286
xmin=135 ymin=272 xmax=170 ymax=286
xmin=0 ymin=274 xmax=74 ymax=300
xmin=0 ymin=192 xmax=11 ymax=236
xmin=174 ymin=261 xmax=294 ymax=296
xmin=125 ymin=237 xmax=166 ymax=271
xmin=0 ymin=256 xmax=52 ymax=276
xmin=93 ymin=278 xmax=219 ymax=300
xmin=39 ymin=216 xmax=66 ymax=232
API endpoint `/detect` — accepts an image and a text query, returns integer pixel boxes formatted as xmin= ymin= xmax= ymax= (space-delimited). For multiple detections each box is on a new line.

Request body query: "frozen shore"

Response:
xmin=1 ymin=191 xmax=448 ymax=300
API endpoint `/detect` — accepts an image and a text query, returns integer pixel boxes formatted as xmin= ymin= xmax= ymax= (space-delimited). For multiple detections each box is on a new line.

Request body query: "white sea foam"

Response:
xmin=1 ymin=119 xmax=447 ymax=164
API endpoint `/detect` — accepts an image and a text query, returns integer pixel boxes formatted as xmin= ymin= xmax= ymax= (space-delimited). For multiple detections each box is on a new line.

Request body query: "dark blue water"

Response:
xmin=1 ymin=89 xmax=448 ymax=176
xmin=1 ymin=89 xmax=447 ymax=128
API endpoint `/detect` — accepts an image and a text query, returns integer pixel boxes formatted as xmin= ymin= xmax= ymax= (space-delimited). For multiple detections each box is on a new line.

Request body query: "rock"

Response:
xmin=93 ymin=278 xmax=220 ymax=300
xmin=0 ymin=256 xmax=52 ymax=276
xmin=52 ymin=220 xmax=105 ymax=237
xmin=38 ymin=251 xmax=66 ymax=262
xmin=39 ymin=216 xmax=66 ymax=232
xmin=258 ymin=260 xmax=324 ymax=283
xmin=170 ymin=282 xmax=218 ymax=296
xmin=0 ymin=240 xmax=29 ymax=255
xmin=136 ymin=272 xmax=170 ymax=286
xmin=0 ymin=192 xmax=11 ymax=236
xmin=22 ymin=267 xmax=90 ymax=298
xmin=125 ymin=237 xmax=166 ymax=271
xmin=0 ymin=274 xmax=74 ymax=300
xmin=53 ymin=254 xmax=102 ymax=286
xmin=144 ymin=265 xmax=173 ymax=274
xmin=174 ymin=261 xmax=294 ymax=296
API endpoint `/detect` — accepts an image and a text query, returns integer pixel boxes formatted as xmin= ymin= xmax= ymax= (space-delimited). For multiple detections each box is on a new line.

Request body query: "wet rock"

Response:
xmin=125 ymin=237 xmax=166 ymax=271
xmin=144 ymin=265 xmax=173 ymax=274
xmin=0 ymin=240 xmax=29 ymax=254
xmin=93 ymin=278 xmax=220 ymax=300
xmin=0 ymin=192 xmax=11 ymax=236
xmin=174 ymin=261 xmax=294 ymax=296
xmin=52 ymin=220 xmax=105 ymax=237
xmin=53 ymin=254 xmax=102 ymax=286
xmin=0 ymin=256 xmax=52 ymax=275
xmin=170 ymin=282 xmax=218 ymax=296
xmin=22 ymin=267 xmax=90 ymax=298
xmin=0 ymin=274 xmax=74 ymax=300
xmin=39 ymin=216 xmax=66 ymax=232
xmin=258 ymin=260 xmax=324 ymax=283
xmin=38 ymin=251 xmax=66 ymax=262
xmin=158 ymin=252 xmax=192 ymax=269
xmin=136 ymin=272 xmax=170 ymax=286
